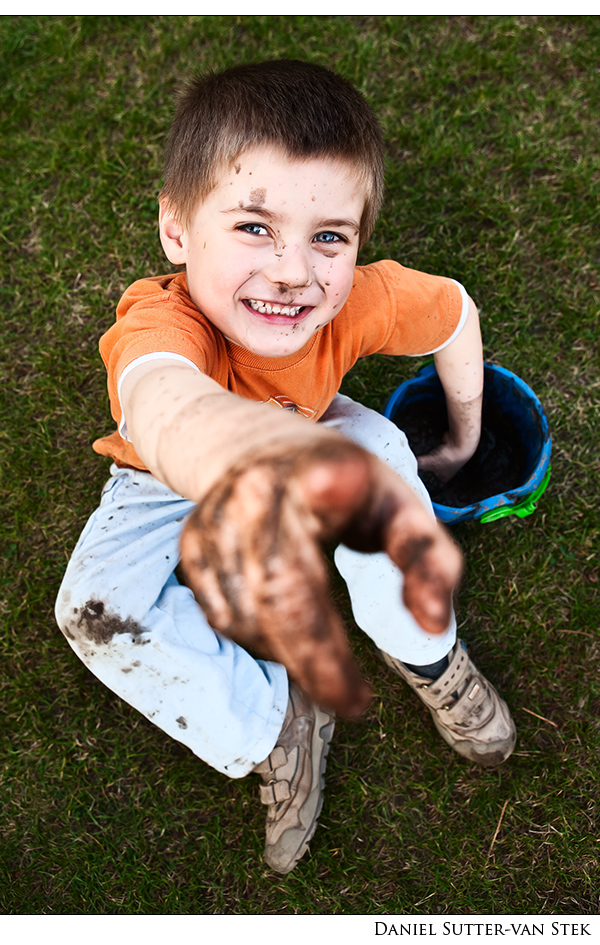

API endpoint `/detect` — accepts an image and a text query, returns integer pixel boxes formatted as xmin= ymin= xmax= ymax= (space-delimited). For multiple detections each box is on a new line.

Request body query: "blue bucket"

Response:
xmin=384 ymin=362 xmax=552 ymax=524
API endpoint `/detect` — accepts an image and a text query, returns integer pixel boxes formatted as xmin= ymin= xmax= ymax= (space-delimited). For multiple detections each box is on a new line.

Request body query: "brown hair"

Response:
xmin=160 ymin=59 xmax=385 ymax=247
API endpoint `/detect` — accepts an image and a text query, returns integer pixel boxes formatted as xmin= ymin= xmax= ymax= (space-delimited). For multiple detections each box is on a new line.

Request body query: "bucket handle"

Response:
xmin=479 ymin=467 xmax=552 ymax=524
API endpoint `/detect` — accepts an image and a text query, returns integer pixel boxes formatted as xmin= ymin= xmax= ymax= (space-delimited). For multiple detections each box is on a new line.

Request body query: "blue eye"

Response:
xmin=238 ymin=222 xmax=268 ymax=236
xmin=314 ymin=231 xmax=346 ymax=244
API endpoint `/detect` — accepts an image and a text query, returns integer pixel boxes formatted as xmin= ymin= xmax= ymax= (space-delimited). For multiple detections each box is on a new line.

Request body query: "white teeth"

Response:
xmin=248 ymin=299 xmax=303 ymax=317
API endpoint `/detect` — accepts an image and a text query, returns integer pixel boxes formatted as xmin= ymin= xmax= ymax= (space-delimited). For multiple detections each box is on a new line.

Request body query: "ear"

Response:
xmin=159 ymin=199 xmax=187 ymax=265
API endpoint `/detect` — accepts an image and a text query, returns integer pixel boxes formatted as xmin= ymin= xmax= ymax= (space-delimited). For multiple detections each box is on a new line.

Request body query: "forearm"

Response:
xmin=121 ymin=361 xmax=344 ymax=502
xmin=433 ymin=295 xmax=483 ymax=456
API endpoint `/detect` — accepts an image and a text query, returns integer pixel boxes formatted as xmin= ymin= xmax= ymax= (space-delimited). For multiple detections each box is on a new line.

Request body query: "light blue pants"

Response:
xmin=55 ymin=395 xmax=456 ymax=777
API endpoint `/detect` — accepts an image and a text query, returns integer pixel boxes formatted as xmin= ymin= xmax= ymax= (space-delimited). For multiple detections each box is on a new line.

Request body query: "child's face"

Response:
xmin=160 ymin=146 xmax=366 ymax=358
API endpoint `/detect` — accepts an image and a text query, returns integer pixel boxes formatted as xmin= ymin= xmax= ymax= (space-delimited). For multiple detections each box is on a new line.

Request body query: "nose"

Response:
xmin=264 ymin=242 xmax=312 ymax=291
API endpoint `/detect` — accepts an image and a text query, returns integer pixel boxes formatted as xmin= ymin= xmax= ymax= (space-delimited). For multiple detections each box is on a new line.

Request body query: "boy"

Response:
xmin=55 ymin=60 xmax=515 ymax=874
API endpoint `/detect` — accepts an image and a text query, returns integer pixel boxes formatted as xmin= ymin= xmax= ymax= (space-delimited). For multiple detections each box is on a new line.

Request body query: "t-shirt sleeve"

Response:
xmin=98 ymin=275 xmax=225 ymax=436
xmin=342 ymin=260 xmax=468 ymax=358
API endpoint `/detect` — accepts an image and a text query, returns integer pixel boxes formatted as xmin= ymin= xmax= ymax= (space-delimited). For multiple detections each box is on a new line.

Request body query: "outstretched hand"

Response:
xmin=179 ymin=438 xmax=462 ymax=718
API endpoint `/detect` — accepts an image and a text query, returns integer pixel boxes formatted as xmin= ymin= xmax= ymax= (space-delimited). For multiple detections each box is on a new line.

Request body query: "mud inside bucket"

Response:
xmin=384 ymin=363 xmax=551 ymax=524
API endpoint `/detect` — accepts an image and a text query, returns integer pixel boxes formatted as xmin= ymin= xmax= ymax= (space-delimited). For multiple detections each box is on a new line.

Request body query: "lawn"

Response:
xmin=1 ymin=15 xmax=598 ymax=915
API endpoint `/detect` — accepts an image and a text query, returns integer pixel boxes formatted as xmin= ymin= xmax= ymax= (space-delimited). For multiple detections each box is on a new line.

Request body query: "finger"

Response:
xmin=416 ymin=452 xmax=437 ymax=473
xmin=385 ymin=502 xmax=462 ymax=634
xmin=242 ymin=539 xmax=372 ymax=717
xmin=179 ymin=511 xmax=234 ymax=632
xmin=297 ymin=447 xmax=462 ymax=635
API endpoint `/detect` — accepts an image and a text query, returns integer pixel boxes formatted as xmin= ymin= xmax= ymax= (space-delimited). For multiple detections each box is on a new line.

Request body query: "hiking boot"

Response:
xmin=253 ymin=682 xmax=335 ymax=873
xmin=380 ymin=639 xmax=516 ymax=766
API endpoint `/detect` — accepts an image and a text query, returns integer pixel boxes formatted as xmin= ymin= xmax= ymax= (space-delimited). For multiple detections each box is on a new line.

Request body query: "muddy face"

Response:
xmin=167 ymin=145 xmax=363 ymax=360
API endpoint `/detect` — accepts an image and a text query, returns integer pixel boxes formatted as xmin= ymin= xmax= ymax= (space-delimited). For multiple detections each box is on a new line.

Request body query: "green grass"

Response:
xmin=1 ymin=15 xmax=599 ymax=915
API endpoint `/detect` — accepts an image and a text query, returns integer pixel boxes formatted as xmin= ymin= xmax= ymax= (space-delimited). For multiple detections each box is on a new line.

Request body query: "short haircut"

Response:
xmin=160 ymin=59 xmax=385 ymax=247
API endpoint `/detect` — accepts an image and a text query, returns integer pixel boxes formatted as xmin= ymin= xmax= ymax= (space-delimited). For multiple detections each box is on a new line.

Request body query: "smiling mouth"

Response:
xmin=246 ymin=298 xmax=307 ymax=318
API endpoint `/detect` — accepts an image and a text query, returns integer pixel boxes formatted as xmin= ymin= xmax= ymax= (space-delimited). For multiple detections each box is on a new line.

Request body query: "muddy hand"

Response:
xmin=417 ymin=424 xmax=481 ymax=484
xmin=417 ymin=438 xmax=467 ymax=483
xmin=179 ymin=440 xmax=462 ymax=717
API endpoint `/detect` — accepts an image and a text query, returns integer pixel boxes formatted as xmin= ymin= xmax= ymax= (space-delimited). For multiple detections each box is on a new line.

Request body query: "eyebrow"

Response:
xmin=222 ymin=205 xmax=281 ymax=219
xmin=318 ymin=218 xmax=360 ymax=233
xmin=223 ymin=205 xmax=360 ymax=232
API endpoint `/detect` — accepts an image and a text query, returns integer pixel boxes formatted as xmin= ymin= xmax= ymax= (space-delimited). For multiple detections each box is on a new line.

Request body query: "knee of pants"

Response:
xmin=55 ymin=584 xmax=136 ymax=656
xmin=54 ymin=522 xmax=181 ymax=642
xmin=55 ymin=580 xmax=80 ymax=637
xmin=54 ymin=543 xmax=154 ymax=649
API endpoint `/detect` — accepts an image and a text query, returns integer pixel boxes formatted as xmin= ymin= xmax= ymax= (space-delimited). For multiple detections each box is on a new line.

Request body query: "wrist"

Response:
xmin=446 ymin=396 xmax=482 ymax=454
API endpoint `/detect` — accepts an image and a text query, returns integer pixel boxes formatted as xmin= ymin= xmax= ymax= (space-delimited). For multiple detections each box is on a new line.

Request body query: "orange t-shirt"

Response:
xmin=93 ymin=260 xmax=466 ymax=470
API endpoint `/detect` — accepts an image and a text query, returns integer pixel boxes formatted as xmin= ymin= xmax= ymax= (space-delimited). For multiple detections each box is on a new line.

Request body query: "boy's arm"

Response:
xmin=417 ymin=296 xmax=484 ymax=483
xmin=120 ymin=358 xmax=338 ymax=502
xmin=121 ymin=359 xmax=462 ymax=717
